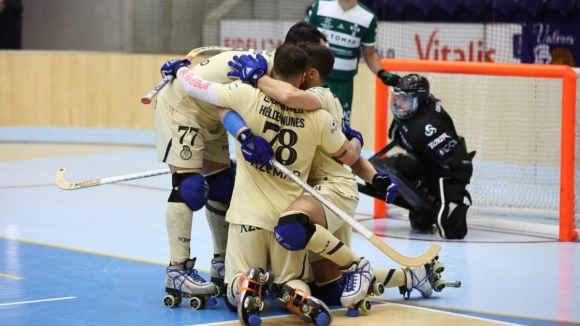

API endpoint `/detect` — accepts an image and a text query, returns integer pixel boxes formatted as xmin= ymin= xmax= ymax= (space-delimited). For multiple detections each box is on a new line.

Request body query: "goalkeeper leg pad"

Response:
xmin=274 ymin=212 xmax=316 ymax=251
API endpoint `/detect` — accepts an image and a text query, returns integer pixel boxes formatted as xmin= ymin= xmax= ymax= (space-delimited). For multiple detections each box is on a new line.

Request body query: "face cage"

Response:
xmin=391 ymin=91 xmax=419 ymax=120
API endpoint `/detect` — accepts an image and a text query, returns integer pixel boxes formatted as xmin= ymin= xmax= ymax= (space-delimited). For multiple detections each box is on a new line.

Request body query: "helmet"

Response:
xmin=391 ymin=74 xmax=429 ymax=119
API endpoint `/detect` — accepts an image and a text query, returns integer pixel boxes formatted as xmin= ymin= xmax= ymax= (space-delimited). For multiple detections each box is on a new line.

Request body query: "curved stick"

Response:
xmin=270 ymin=160 xmax=441 ymax=267
xmin=55 ymin=167 xmax=171 ymax=190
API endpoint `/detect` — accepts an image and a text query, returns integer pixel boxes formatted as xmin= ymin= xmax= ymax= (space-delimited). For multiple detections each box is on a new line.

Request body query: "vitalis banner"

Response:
xmin=520 ymin=22 xmax=578 ymax=67
xmin=220 ymin=21 xmax=523 ymax=63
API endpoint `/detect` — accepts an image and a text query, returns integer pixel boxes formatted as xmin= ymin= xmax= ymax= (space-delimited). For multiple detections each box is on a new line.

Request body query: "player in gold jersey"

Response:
xmin=230 ymin=42 xmax=446 ymax=310
xmin=154 ymin=22 xmax=328 ymax=304
xmin=169 ymin=43 xmax=357 ymax=326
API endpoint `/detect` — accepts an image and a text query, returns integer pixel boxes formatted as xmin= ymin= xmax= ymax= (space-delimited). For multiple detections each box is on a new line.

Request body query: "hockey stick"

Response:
xmin=140 ymin=46 xmax=234 ymax=104
xmin=270 ymin=160 xmax=441 ymax=267
xmin=55 ymin=167 xmax=171 ymax=190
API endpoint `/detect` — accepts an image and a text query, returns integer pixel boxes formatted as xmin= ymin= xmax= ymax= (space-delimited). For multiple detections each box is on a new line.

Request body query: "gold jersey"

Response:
xmin=158 ymin=49 xmax=276 ymax=131
xmin=305 ymin=87 xmax=358 ymax=191
xmin=215 ymin=82 xmax=346 ymax=230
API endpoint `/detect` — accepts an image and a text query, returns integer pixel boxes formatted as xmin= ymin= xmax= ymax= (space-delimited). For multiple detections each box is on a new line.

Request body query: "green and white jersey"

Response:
xmin=305 ymin=0 xmax=378 ymax=81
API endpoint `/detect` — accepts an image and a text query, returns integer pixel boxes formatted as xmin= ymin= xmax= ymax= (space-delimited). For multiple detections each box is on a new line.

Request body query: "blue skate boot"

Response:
xmin=401 ymin=257 xmax=446 ymax=299
xmin=340 ymin=257 xmax=384 ymax=317
xmin=237 ymin=267 xmax=275 ymax=326
xmin=163 ymin=258 xmax=218 ymax=309
xmin=276 ymin=283 xmax=333 ymax=326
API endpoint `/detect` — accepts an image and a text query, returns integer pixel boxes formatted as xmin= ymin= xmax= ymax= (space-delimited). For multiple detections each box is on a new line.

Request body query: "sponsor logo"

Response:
xmin=533 ymin=23 xmax=575 ymax=46
xmin=331 ymin=119 xmax=338 ymax=134
xmin=425 ymin=124 xmax=437 ymax=136
xmin=415 ymin=28 xmax=496 ymax=62
xmin=427 ymin=133 xmax=450 ymax=149
xmin=338 ymin=23 xmax=345 ymax=30
xmin=178 ymin=237 xmax=190 ymax=243
xmin=321 ymin=17 xmax=333 ymax=29
xmin=241 ymin=225 xmax=262 ymax=233
xmin=435 ymin=102 xmax=442 ymax=112
xmin=223 ymin=37 xmax=282 ymax=51
xmin=308 ymin=87 xmax=325 ymax=96
xmin=180 ymin=70 xmax=211 ymax=90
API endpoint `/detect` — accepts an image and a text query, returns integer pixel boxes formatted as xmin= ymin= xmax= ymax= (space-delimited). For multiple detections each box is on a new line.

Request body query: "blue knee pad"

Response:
xmin=205 ymin=167 xmax=236 ymax=205
xmin=168 ymin=172 xmax=209 ymax=211
xmin=274 ymin=213 xmax=316 ymax=251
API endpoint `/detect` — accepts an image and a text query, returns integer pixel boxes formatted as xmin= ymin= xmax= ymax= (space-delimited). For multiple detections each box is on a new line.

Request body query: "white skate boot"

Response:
xmin=211 ymin=256 xmax=225 ymax=295
xmin=402 ymin=258 xmax=446 ymax=299
xmin=340 ymin=257 xmax=384 ymax=317
xmin=163 ymin=258 xmax=218 ymax=309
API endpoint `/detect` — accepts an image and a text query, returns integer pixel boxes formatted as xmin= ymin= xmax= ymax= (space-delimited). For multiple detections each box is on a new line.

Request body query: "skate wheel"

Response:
xmin=212 ymin=285 xmax=222 ymax=298
xmin=373 ymin=282 xmax=385 ymax=295
xmin=189 ymin=297 xmax=203 ymax=310
xmin=259 ymin=299 xmax=270 ymax=314
xmin=316 ymin=312 xmax=331 ymax=326
xmin=162 ymin=294 xmax=179 ymax=308
xmin=433 ymin=262 xmax=445 ymax=274
xmin=206 ymin=297 xmax=218 ymax=306
xmin=299 ymin=312 xmax=313 ymax=324
xmin=346 ymin=309 xmax=360 ymax=317
xmin=248 ymin=314 xmax=262 ymax=326
xmin=267 ymin=283 xmax=279 ymax=296
xmin=275 ymin=297 xmax=288 ymax=310
xmin=244 ymin=296 xmax=256 ymax=310
xmin=359 ymin=299 xmax=372 ymax=313
xmin=262 ymin=271 xmax=275 ymax=285
xmin=434 ymin=279 xmax=446 ymax=292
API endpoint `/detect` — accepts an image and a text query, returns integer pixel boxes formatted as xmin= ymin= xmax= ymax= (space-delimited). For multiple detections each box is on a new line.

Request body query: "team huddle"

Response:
xmin=152 ymin=8 xmax=473 ymax=326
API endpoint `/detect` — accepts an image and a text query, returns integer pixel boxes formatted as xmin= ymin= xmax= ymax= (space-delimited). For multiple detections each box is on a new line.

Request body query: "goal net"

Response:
xmin=374 ymin=60 xmax=579 ymax=241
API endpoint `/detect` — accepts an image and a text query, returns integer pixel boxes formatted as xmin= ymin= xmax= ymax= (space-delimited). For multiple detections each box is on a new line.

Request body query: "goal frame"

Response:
xmin=373 ymin=59 xmax=578 ymax=242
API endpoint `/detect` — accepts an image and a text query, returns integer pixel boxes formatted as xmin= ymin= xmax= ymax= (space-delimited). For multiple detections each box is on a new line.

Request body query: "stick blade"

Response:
xmin=55 ymin=168 xmax=101 ymax=190
xmin=370 ymin=236 xmax=441 ymax=267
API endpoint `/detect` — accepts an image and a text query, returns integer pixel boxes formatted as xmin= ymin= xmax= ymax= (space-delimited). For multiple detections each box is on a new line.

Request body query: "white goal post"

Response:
xmin=372 ymin=59 xmax=579 ymax=241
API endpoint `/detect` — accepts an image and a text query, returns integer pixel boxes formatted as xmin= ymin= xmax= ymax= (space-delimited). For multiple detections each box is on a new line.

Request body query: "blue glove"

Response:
xmin=237 ymin=129 xmax=274 ymax=170
xmin=160 ymin=59 xmax=191 ymax=78
xmin=372 ymin=172 xmax=398 ymax=204
xmin=227 ymin=54 xmax=268 ymax=87
xmin=342 ymin=122 xmax=364 ymax=148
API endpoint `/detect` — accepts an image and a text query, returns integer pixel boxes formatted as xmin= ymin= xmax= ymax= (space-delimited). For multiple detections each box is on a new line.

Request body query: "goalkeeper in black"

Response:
xmin=368 ymin=74 xmax=475 ymax=239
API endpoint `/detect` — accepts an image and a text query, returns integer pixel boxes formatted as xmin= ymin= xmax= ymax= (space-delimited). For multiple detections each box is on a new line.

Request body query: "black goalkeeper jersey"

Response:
xmin=388 ymin=95 xmax=460 ymax=167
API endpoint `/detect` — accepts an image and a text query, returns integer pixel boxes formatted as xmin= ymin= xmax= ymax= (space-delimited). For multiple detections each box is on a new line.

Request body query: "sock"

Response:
xmin=165 ymin=202 xmax=193 ymax=265
xmin=306 ymin=224 xmax=359 ymax=268
xmin=373 ymin=267 xmax=406 ymax=288
xmin=205 ymin=199 xmax=229 ymax=257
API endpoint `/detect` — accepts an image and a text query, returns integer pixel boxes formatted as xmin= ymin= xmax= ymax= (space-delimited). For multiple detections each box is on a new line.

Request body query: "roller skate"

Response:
xmin=340 ymin=257 xmax=384 ymax=317
xmin=237 ymin=267 xmax=275 ymax=326
xmin=211 ymin=256 xmax=226 ymax=296
xmin=162 ymin=258 xmax=218 ymax=309
xmin=276 ymin=283 xmax=332 ymax=326
xmin=401 ymin=256 xmax=446 ymax=299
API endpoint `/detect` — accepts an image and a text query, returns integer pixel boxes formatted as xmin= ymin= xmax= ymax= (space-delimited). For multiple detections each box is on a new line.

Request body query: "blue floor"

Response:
xmin=0 ymin=128 xmax=579 ymax=326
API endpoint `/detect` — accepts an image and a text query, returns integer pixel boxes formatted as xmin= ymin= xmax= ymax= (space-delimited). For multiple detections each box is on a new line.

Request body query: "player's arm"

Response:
xmin=227 ymin=53 xmax=322 ymax=110
xmin=256 ymin=75 xmax=322 ymax=110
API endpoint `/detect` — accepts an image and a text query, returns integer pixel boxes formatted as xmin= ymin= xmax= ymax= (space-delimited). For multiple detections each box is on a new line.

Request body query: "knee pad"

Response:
xmin=168 ymin=172 xmax=209 ymax=211
xmin=205 ymin=167 xmax=236 ymax=205
xmin=409 ymin=210 xmax=435 ymax=231
xmin=274 ymin=212 xmax=316 ymax=251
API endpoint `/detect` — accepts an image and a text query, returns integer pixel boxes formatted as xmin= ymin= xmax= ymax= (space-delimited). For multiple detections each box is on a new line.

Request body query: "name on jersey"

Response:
xmin=427 ymin=133 xmax=451 ymax=149
xmin=250 ymin=162 xmax=301 ymax=179
xmin=260 ymin=96 xmax=305 ymax=128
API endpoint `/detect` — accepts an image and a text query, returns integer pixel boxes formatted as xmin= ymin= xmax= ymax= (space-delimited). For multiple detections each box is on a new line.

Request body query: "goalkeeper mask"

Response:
xmin=391 ymin=89 xmax=419 ymax=120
